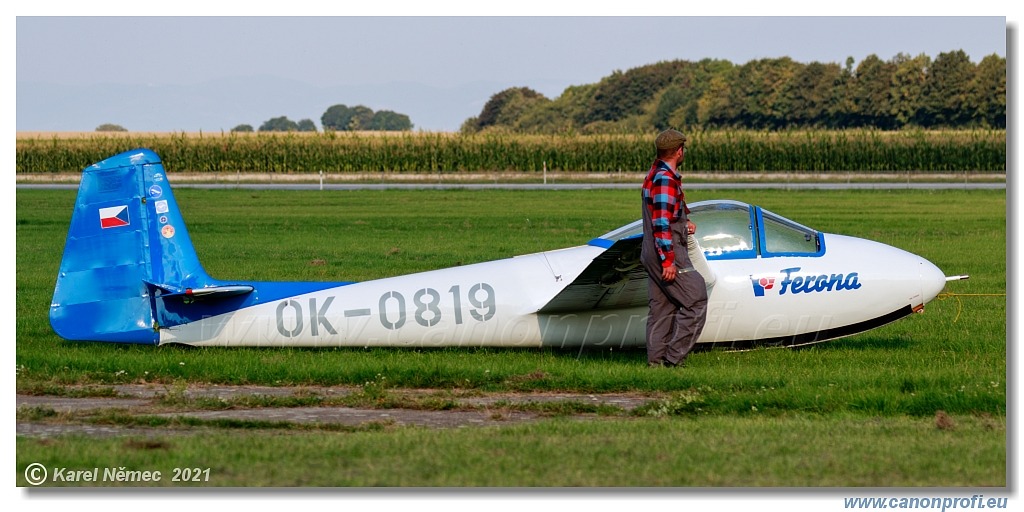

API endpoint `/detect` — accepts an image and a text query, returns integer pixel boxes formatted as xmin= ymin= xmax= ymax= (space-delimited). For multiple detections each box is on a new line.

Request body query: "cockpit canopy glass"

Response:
xmin=688 ymin=201 xmax=755 ymax=257
xmin=759 ymin=207 xmax=821 ymax=255
xmin=597 ymin=200 xmax=824 ymax=259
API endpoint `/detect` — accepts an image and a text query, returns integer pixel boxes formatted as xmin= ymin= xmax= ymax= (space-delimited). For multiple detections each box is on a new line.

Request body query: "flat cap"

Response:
xmin=655 ymin=129 xmax=687 ymax=151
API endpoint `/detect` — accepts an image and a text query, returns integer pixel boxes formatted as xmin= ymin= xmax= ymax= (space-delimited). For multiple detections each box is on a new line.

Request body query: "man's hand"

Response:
xmin=687 ymin=220 xmax=696 ymax=235
xmin=661 ymin=264 xmax=677 ymax=282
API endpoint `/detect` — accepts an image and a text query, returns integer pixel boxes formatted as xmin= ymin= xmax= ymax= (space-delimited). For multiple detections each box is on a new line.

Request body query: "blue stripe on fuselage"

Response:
xmin=155 ymin=280 xmax=355 ymax=328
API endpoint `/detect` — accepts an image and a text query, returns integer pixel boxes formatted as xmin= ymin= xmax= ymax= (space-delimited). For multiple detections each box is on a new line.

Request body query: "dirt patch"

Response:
xmin=17 ymin=384 xmax=661 ymax=437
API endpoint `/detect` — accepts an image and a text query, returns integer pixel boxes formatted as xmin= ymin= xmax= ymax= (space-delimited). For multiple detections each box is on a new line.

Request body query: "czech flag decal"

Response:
xmin=99 ymin=205 xmax=130 ymax=229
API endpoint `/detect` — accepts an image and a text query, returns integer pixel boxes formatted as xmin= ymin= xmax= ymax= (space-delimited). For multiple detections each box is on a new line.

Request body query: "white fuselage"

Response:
xmin=160 ymin=233 xmax=946 ymax=348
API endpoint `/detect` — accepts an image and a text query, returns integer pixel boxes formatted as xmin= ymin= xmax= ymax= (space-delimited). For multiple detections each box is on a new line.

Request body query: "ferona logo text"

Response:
xmin=751 ymin=267 xmax=861 ymax=297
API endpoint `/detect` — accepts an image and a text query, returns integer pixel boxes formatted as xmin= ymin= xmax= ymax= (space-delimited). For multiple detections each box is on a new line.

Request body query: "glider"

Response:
xmin=50 ymin=149 xmax=961 ymax=349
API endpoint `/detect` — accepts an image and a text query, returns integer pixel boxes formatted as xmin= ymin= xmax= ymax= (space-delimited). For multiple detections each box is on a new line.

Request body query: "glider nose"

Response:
xmin=919 ymin=257 xmax=947 ymax=305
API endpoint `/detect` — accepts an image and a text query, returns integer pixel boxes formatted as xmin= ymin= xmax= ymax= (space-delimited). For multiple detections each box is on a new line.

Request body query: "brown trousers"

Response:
xmin=642 ymin=221 xmax=708 ymax=366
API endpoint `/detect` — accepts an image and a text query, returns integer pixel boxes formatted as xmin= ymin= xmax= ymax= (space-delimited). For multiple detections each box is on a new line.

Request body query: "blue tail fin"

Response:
xmin=50 ymin=148 xmax=214 ymax=343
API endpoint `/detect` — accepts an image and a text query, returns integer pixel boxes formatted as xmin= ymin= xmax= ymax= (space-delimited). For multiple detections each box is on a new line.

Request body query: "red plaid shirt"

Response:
xmin=642 ymin=159 xmax=689 ymax=268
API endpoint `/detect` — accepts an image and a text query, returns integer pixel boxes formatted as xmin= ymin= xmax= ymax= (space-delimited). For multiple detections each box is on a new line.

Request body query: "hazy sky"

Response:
xmin=12 ymin=14 xmax=1010 ymax=132
xmin=17 ymin=16 xmax=1008 ymax=96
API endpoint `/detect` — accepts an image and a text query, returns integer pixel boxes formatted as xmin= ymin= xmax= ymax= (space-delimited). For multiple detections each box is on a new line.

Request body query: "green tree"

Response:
xmin=729 ymin=58 xmax=799 ymax=128
xmin=230 ymin=124 xmax=254 ymax=133
xmin=761 ymin=57 xmax=800 ymax=128
xmin=784 ymin=61 xmax=842 ymax=127
xmin=95 ymin=123 xmax=127 ymax=132
xmin=696 ymin=72 xmax=735 ymax=127
xmin=852 ymin=54 xmax=897 ymax=128
xmin=508 ymin=83 xmax=596 ymax=134
xmin=259 ymin=116 xmax=299 ymax=132
xmin=321 ymin=104 xmax=354 ymax=131
xmin=826 ymin=57 xmax=858 ymax=128
xmin=969 ymin=54 xmax=1006 ymax=128
xmin=889 ymin=53 xmax=929 ymax=127
xmin=559 ymin=83 xmax=598 ymax=129
xmin=920 ymin=50 xmax=975 ymax=127
xmin=323 ymin=104 xmax=414 ymax=131
xmin=296 ymin=119 xmax=317 ymax=132
xmin=346 ymin=106 xmax=375 ymax=130
xmin=368 ymin=110 xmax=413 ymax=131
xmin=515 ymin=101 xmax=576 ymax=133
xmin=652 ymin=85 xmax=688 ymax=130
xmin=583 ymin=61 xmax=685 ymax=126
xmin=474 ymin=87 xmax=547 ymax=131
xmin=654 ymin=59 xmax=733 ymax=129
xmin=459 ymin=117 xmax=480 ymax=134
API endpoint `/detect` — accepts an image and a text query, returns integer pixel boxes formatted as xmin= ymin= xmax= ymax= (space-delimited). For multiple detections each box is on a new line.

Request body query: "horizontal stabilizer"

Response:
xmin=150 ymin=283 xmax=255 ymax=301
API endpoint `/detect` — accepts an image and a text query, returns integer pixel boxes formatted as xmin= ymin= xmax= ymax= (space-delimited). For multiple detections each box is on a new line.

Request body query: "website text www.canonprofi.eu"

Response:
xmin=844 ymin=496 xmax=1009 ymax=512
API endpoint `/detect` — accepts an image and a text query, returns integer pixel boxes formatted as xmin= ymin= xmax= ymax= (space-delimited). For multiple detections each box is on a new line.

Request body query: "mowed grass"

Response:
xmin=16 ymin=187 xmax=1007 ymax=486
xmin=17 ymin=414 xmax=1005 ymax=487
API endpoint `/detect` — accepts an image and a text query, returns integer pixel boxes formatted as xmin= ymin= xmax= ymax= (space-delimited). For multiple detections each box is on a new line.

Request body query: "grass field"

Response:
xmin=15 ymin=187 xmax=1007 ymax=488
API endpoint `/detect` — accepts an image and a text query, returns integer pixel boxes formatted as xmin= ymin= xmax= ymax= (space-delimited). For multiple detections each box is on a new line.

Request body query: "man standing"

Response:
xmin=640 ymin=129 xmax=708 ymax=367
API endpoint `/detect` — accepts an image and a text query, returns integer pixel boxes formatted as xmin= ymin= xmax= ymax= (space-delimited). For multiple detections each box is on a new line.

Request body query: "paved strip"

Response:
xmin=17 ymin=395 xmax=151 ymax=411
xmin=16 ymin=182 xmax=1007 ymax=191
xmin=17 ymin=385 xmax=654 ymax=410
xmin=153 ymin=406 xmax=540 ymax=429
xmin=17 ymin=423 xmax=182 ymax=439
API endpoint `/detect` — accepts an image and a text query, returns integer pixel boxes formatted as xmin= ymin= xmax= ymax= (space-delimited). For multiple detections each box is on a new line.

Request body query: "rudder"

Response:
xmin=50 ymin=148 xmax=213 ymax=343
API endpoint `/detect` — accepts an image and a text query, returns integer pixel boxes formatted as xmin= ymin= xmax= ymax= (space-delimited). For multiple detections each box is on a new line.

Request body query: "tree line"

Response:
xmin=462 ymin=50 xmax=1006 ymax=134
xmin=97 ymin=104 xmax=415 ymax=134
xmin=230 ymin=104 xmax=413 ymax=133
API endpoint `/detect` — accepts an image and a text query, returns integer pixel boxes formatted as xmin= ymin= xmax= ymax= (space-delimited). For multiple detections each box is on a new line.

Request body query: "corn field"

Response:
xmin=15 ymin=129 xmax=1006 ymax=174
